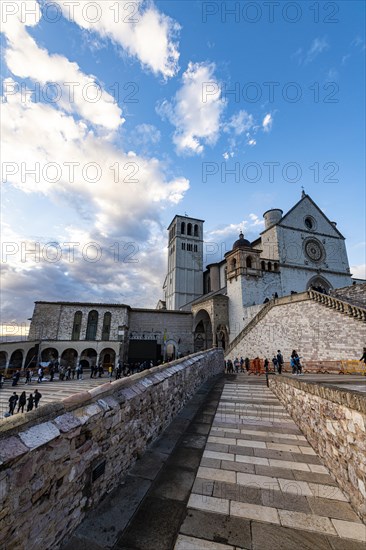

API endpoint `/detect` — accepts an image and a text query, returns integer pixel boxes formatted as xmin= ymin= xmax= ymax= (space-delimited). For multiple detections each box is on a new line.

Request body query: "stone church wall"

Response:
xmin=227 ymin=298 xmax=366 ymax=363
xmin=0 ymin=349 xmax=224 ymax=550
xmin=270 ymin=376 xmax=366 ymax=522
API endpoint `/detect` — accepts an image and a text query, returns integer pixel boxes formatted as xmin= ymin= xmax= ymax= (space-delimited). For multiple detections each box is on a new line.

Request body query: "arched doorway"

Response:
xmin=61 ymin=348 xmax=78 ymax=367
xmin=9 ymin=349 xmax=23 ymax=370
xmin=24 ymin=347 xmax=37 ymax=370
xmin=100 ymin=348 xmax=116 ymax=369
xmin=80 ymin=348 xmax=97 ymax=368
xmin=165 ymin=341 xmax=177 ymax=361
xmin=41 ymin=347 xmax=58 ymax=363
xmin=193 ymin=310 xmax=213 ymax=352
xmin=307 ymin=276 xmax=332 ymax=293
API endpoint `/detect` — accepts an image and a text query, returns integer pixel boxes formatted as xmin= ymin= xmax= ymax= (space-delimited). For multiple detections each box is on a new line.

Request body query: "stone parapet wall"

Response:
xmin=269 ymin=377 xmax=366 ymax=523
xmin=0 ymin=349 xmax=224 ymax=550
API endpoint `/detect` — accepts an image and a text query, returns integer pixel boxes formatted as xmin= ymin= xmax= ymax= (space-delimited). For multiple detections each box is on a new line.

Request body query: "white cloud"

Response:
xmin=157 ymin=61 xmax=226 ymax=155
xmin=53 ymin=0 xmax=180 ymax=78
xmin=262 ymin=113 xmax=273 ymax=132
xmin=305 ymin=37 xmax=329 ymax=64
xmin=2 ymin=13 xmax=123 ymax=131
xmin=351 ymin=264 xmax=366 ymax=279
xmin=248 ymin=138 xmax=256 ymax=146
xmin=133 ymin=123 xmax=161 ymax=145
xmin=223 ymin=151 xmax=234 ymax=160
xmin=224 ymin=110 xmax=254 ymax=135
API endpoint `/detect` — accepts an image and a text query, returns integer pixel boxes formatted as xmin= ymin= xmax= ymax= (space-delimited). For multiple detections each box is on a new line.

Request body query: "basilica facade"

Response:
xmin=163 ymin=192 xmax=354 ymax=350
xmin=0 ymin=193 xmax=360 ymax=372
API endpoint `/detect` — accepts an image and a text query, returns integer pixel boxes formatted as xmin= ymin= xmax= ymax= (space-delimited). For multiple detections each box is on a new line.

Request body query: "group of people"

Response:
xmin=8 ymin=389 xmax=42 ymax=415
xmin=225 ymin=350 xmax=303 ymax=375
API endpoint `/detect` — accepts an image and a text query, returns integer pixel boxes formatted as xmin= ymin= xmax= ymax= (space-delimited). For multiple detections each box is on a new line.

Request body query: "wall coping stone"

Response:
xmin=270 ymin=376 xmax=366 ymax=415
xmin=0 ymin=349 xmax=219 ymax=440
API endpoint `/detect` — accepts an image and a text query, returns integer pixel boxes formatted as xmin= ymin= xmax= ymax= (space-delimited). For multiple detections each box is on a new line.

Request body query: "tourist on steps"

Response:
xmin=17 ymin=391 xmax=27 ymax=413
xmin=34 ymin=389 xmax=42 ymax=409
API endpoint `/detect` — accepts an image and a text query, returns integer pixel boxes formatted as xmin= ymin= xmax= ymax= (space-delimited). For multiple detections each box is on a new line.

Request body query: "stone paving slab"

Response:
xmin=62 ymin=374 xmax=365 ymax=550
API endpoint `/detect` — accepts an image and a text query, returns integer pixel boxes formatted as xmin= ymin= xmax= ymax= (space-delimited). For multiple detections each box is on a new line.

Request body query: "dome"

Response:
xmin=232 ymin=231 xmax=251 ymax=250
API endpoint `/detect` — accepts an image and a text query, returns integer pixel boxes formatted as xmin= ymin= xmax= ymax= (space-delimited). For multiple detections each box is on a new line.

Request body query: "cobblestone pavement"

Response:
xmin=63 ymin=374 xmax=366 ymax=550
xmin=0 ymin=374 xmax=113 ymax=418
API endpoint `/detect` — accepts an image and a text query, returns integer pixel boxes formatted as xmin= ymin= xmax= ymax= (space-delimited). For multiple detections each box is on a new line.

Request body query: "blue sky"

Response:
xmin=1 ymin=0 xmax=365 ymax=333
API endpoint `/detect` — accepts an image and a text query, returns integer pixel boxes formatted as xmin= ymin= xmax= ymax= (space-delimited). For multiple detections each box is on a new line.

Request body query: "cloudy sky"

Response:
xmin=1 ymin=0 xmax=365 ymax=336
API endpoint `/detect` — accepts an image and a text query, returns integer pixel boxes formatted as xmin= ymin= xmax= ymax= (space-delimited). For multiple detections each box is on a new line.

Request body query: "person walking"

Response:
xmin=9 ymin=392 xmax=18 ymax=415
xmin=37 ymin=366 xmax=43 ymax=383
xmin=17 ymin=391 xmax=27 ymax=413
xmin=245 ymin=357 xmax=250 ymax=372
xmin=25 ymin=369 xmax=31 ymax=384
xmin=34 ymin=389 xmax=42 ymax=409
xmin=276 ymin=350 xmax=284 ymax=374
xmin=272 ymin=355 xmax=278 ymax=373
xmin=49 ymin=365 xmax=55 ymax=382
xmin=360 ymin=347 xmax=366 ymax=364
xmin=27 ymin=393 xmax=34 ymax=412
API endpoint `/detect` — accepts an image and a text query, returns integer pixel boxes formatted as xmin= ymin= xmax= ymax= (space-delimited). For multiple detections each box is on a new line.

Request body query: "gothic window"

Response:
xmin=86 ymin=310 xmax=98 ymax=340
xmin=246 ymin=256 xmax=252 ymax=268
xmin=102 ymin=312 xmax=111 ymax=341
xmin=261 ymin=260 xmax=266 ymax=270
xmin=181 ymin=222 xmax=185 ymax=234
xmin=194 ymin=224 xmax=199 ymax=237
xmin=194 ymin=244 xmax=198 ymax=252
xmin=71 ymin=311 xmax=82 ymax=340
xmin=182 ymin=243 xmax=186 ymax=250
xmin=187 ymin=223 xmax=192 ymax=236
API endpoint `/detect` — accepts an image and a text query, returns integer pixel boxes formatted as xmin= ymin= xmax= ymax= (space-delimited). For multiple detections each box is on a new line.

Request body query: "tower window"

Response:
xmin=187 ymin=223 xmax=192 ymax=236
xmin=194 ymin=224 xmax=199 ymax=237
xmin=182 ymin=243 xmax=186 ymax=250
xmin=181 ymin=222 xmax=185 ymax=234
xmin=194 ymin=244 xmax=198 ymax=252
xmin=246 ymin=256 xmax=252 ymax=268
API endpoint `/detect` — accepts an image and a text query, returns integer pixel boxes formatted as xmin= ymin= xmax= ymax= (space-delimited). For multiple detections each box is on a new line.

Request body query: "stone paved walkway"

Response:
xmin=175 ymin=377 xmax=365 ymax=550
xmin=0 ymin=375 xmax=111 ymax=417
xmin=63 ymin=375 xmax=366 ymax=550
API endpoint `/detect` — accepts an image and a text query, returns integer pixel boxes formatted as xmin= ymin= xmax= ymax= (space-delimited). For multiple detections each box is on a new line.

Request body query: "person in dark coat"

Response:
xmin=34 ymin=389 xmax=42 ymax=409
xmin=9 ymin=392 xmax=18 ymax=415
xmin=27 ymin=393 xmax=34 ymax=412
xmin=17 ymin=391 xmax=27 ymax=413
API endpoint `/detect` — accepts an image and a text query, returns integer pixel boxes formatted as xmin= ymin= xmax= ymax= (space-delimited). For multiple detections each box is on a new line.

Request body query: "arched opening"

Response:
xmin=181 ymin=222 xmax=185 ymax=234
xmin=307 ymin=276 xmax=332 ymax=294
xmin=61 ymin=348 xmax=78 ymax=367
xmin=274 ymin=262 xmax=278 ymax=271
xmin=193 ymin=310 xmax=213 ymax=352
xmin=41 ymin=347 xmax=58 ymax=363
xmin=9 ymin=349 xmax=23 ymax=370
xmin=267 ymin=262 xmax=272 ymax=271
xmin=86 ymin=310 xmax=98 ymax=340
xmin=99 ymin=347 xmax=116 ymax=369
xmin=231 ymin=258 xmax=237 ymax=270
xmin=80 ymin=348 xmax=97 ymax=368
xmin=187 ymin=223 xmax=192 ymax=236
xmin=72 ymin=311 xmax=82 ymax=340
xmin=166 ymin=342 xmax=177 ymax=361
xmin=24 ymin=348 xmax=37 ymax=370
xmin=0 ymin=351 xmax=7 ymax=370
xmin=102 ymin=312 xmax=111 ymax=341
xmin=246 ymin=256 xmax=252 ymax=268
xmin=194 ymin=224 xmax=199 ymax=237
xmin=261 ymin=260 xmax=266 ymax=270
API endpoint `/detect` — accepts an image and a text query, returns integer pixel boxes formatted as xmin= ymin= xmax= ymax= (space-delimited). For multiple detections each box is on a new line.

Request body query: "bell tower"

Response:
xmin=164 ymin=215 xmax=204 ymax=310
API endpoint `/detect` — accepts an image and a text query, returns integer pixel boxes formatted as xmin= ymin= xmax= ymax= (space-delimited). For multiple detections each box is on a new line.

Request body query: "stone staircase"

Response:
xmin=225 ymin=288 xmax=366 ymax=357
xmin=308 ymin=289 xmax=366 ymax=322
